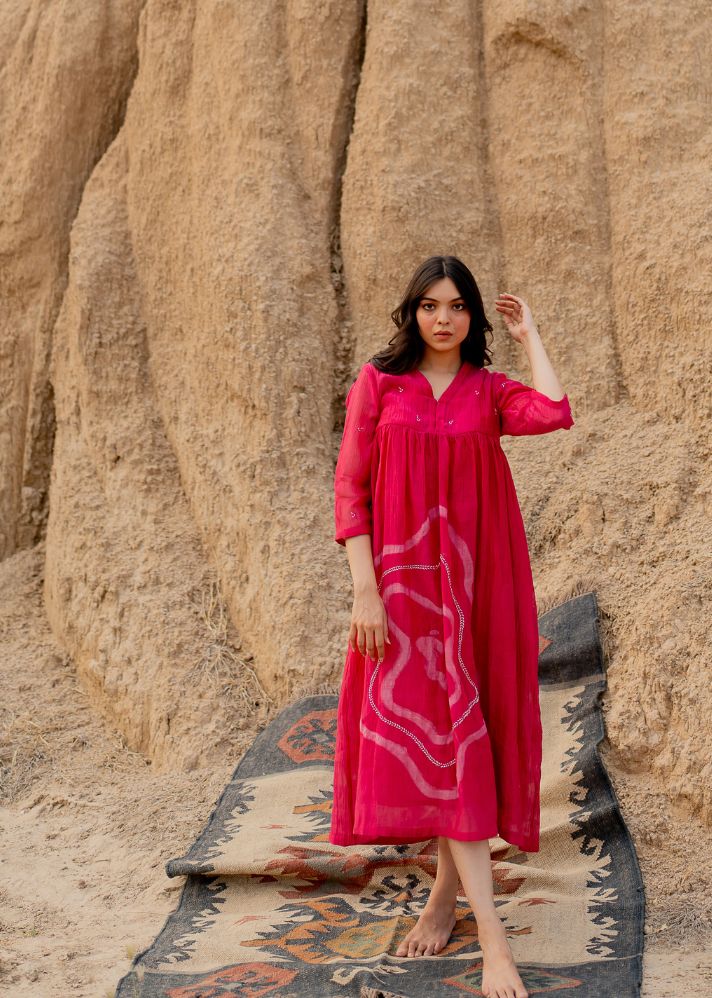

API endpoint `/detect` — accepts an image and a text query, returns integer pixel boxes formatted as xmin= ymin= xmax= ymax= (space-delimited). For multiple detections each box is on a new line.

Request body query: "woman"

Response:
xmin=330 ymin=255 xmax=574 ymax=998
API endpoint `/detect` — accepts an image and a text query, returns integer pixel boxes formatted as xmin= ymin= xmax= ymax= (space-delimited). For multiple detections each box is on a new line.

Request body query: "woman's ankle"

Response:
xmin=428 ymin=883 xmax=458 ymax=910
xmin=476 ymin=912 xmax=515 ymax=951
xmin=474 ymin=909 xmax=506 ymax=934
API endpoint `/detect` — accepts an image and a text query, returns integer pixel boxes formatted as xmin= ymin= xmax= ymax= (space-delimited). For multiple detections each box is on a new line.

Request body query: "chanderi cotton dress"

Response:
xmin=329 ymin=358 xmax=574 ymax=853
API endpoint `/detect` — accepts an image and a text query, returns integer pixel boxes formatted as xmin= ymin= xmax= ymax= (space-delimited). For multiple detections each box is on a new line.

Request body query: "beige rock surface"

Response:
xmin=1 ymin=0 xmax=710 ymax=994
xmin=0 ymin=0 xmax=144 ymax=557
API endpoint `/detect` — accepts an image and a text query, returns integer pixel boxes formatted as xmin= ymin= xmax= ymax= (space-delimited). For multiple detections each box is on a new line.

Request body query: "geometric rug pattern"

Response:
xmin=116 ymin=591 xmax=645 ymax=997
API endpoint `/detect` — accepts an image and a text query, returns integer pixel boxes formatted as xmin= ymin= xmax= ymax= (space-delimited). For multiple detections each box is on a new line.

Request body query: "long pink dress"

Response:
xmin=329 ymin=358 xmax=574 ymax=853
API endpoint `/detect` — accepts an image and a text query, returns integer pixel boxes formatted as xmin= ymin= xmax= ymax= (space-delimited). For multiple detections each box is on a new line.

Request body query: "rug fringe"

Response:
xmin=282 ymin=678 xmax=342 ymax=707
xmin=537 ymin=577 xmax=600 ymax=616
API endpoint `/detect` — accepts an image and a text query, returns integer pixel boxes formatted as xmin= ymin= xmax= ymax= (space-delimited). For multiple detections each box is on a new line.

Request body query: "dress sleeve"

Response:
xmin=334 ymin=362 xmax=380 ymax=545
xmin=493 ymin=372 xmax=575 ymax=436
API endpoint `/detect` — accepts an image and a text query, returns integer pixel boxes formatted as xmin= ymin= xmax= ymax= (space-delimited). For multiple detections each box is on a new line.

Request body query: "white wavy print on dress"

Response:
xmin=358 ymin=718 xmax=489 ymax=799
xmin=364 ymin=506 xmax=482 ymax=771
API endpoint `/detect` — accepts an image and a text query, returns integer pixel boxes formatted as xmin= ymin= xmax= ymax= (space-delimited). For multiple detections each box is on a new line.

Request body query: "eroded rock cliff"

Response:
xmin=1 ymin=1 xmax=710 ymax=822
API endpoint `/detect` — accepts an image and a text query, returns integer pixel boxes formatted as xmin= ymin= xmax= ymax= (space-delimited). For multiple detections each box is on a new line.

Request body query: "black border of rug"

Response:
xmin=116 ymin=591 xmax=646 ymax=997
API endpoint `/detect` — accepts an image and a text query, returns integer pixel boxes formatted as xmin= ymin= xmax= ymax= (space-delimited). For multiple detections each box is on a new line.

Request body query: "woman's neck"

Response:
xmin=418 ymin=347 xmax=463 ymax=373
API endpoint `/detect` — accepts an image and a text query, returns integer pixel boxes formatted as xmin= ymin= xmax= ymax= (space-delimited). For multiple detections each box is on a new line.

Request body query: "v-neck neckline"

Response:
xmin=413 ymin=360 xmax=469 ymax=403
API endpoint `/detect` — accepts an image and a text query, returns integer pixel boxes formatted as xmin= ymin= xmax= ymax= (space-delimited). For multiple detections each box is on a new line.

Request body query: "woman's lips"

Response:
xmin=434 ymin=332 xmax=452 ymax=338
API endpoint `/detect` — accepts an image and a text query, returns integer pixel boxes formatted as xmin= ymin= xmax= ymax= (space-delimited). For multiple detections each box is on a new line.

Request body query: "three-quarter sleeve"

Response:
xmin=334 ymin=361 xmax=381 ymax=545
xmin=493 ymin=371 xmax=574 ymax=436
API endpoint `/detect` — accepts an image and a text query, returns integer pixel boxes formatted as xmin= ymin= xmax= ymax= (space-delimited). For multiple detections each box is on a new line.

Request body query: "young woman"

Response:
xmin=329 ymin=255 xmax=574 ymax=998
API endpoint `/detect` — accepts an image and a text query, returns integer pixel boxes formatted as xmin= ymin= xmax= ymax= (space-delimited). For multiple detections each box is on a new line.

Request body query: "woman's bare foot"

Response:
xmin=477 ymin=913 xmax=529 ymax=998
xmin=395 ymin=896 xmax=458 ymax=957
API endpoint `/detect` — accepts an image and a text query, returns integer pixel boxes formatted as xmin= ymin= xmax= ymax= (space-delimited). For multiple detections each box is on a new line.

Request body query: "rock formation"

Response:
xmin=1 ymin=0 xmax=710 ymax=822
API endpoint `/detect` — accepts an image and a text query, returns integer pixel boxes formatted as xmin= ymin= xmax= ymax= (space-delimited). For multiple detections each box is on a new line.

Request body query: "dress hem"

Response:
xmin=328 ymin=827 xmax=540 ymax=853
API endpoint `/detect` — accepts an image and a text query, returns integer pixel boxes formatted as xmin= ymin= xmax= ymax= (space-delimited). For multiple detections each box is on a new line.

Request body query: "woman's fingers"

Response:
xmin=350 ymin=618 xmax=369 ymax=655
xmin=356 ymin=623 xmax=367 ymax=655
xmin=374 ymin=625 xmax=385 ymax=661
xmin=495 ymin=293 xmax=524 ymax=313
xmin=365 ymin=624 xmax=379 ymax=660
xmin=358 ymin=624 xmax=376 ymax=658
xmin=356 ymin=624 xmax=385 ymax=660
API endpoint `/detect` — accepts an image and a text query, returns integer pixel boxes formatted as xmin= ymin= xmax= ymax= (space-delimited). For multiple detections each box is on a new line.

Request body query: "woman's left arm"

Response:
xmin=494 ymin=292 xmax=565 ymax=400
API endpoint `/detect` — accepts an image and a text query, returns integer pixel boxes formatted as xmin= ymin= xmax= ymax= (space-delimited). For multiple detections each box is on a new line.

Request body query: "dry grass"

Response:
xmin=647 ymin=895 xmax=712 ymax=947
xmin=187 ymin=578 xmax=275 ymax=726
xmin=0 ymin=706 xmax=57 ymax=802
xmin=281 ymin=676 xmax=342 ymax=707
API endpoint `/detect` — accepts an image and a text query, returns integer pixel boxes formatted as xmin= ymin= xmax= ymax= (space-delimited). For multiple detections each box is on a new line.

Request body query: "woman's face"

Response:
xmin=415 ymin=276 xmax=471 ymax=360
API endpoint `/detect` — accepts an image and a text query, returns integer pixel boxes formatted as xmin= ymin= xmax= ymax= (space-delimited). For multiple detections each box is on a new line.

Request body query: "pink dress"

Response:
xmin=329 ymin=358 xmax=574 ymax=853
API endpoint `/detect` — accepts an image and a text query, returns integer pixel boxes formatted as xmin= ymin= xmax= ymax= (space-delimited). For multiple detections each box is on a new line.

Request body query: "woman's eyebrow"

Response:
xmin=420 ymin=296 xmax=465 ymax=302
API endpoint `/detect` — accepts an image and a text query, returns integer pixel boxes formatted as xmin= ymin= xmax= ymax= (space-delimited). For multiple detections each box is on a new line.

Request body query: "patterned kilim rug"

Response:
xmin=116 ymin=591 xmax=645 ymax=997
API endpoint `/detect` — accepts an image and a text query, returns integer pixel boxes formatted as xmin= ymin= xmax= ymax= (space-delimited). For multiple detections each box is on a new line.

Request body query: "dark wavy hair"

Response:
xmin=370 ymin=255 xmax=493 ymax=374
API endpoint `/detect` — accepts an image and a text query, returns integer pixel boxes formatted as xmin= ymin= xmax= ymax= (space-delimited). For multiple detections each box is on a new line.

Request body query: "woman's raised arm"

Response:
xmin=493 ymin=292 xmax=574 ymax=436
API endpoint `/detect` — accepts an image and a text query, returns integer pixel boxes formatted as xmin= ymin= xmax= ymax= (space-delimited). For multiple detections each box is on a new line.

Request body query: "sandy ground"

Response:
xmin=1 ymin=545 xmax=711 ymax=997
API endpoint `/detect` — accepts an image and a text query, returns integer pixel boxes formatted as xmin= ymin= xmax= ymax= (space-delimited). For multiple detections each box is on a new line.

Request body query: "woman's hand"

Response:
xmin=349 ymin=584 xmax=391 ymax=661
xmin=494 ymin=292 xmax=537 ymax=344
